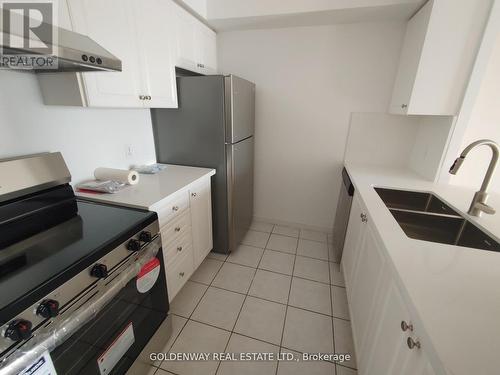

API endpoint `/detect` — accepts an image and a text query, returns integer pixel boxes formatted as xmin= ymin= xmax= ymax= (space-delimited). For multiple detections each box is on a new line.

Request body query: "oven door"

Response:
xmin=1 ymin=238 xmax=169 ymax=375
xmin=51 ymin=247 xmax=169 ymax=375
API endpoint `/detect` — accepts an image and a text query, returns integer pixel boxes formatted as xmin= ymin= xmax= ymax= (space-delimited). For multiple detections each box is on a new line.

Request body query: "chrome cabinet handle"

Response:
xmin=177 ymin=246 xmax=183 ymax=252
xmin=360 ymin=213 xmax=368 ymax=223
xmin=174 ymin=227 xmax=181 ymax=232
xmin=407 ymin=337 xmax=421 ymax=350
xmin=179 ymin=272 xmax=185 ymax=277
xmin=172 ymin=206 xmax=179 ymax=211
xmin=191 ymin=192 xmax=197 ymax=197
xmin=401 ymin=321 xmax=414 ymax=332
xmin=401 ymin=104 xmax=408 ymax=109
xmin=139 ymin=95 xmax=145 ymax=100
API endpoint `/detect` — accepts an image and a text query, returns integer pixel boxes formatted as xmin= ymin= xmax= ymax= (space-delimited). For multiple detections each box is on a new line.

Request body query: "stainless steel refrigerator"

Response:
xmin=151 ymin=75 xmax=255 ymax=254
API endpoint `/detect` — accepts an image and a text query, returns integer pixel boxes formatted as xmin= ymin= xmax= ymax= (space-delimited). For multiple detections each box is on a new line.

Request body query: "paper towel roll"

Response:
xmin=94 ymin=167 xmax=139 ymax=185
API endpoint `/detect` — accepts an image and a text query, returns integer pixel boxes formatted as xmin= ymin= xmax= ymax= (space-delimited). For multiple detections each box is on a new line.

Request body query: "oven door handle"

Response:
xmin=0 ymin=236 xmax=162 ymax=375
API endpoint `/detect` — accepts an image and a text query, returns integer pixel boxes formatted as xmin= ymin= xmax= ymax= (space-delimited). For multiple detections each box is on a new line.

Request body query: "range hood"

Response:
xmin=1 ymin=12 xmax=122 ymax=72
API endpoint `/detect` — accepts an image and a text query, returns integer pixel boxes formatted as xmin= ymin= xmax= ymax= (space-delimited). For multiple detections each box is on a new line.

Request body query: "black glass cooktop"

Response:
xmin=0 ymin=186 xmax=156 ymax=325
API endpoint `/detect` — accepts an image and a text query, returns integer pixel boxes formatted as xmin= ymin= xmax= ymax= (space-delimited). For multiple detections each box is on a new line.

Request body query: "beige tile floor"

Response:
xmin=140 ymin=222 xmax=357 ymax=375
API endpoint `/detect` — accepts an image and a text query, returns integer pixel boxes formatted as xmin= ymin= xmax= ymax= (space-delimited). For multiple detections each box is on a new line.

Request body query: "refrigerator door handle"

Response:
xmin=226 ymin=137 xmax=254 ymax=252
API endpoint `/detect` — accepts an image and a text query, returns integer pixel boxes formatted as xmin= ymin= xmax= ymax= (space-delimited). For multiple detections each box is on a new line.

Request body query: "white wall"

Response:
xmin=408 ymin=116 xmax=455 ymax=181
xmin=344 ymin=113 xmax=420 ymax=168
xmin=0 ymin=71 xmax=156 ymax=184
xmin=345 ymin=113 xmax=455 ymax=182
xmin=218 ymin=22 xmax=406 ymax=229
xmin=449 ymin=31 xmax=500 ymax=192
xmin=438 ymin=0 xmax=500 ymax=185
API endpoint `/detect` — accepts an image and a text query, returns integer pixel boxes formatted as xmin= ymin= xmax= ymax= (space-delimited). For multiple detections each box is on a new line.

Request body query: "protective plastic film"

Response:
xmin=0 ymin=238 xmax=160 ymax=375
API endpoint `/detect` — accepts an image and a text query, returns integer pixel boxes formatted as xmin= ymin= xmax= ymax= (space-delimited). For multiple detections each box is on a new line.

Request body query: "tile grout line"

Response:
xmin=249 ymin=226 xmax=331 ymax=244
xmin=160 ymin=258 xmax=227 ymax=374
xmin=192 ymin=267 xmax=338 ymax=288
xmin=214 ymin=225 xmax=273 ymax=375
xmin=189 ymin=272 xmax=349 ymax=320
xmin=177 ymin=314 xmax=342 ymax=366
xmin=275 ymin=234 xmax=299 ymax=375
xmin=328 ymin=234 xmax=336 ymax=365
xmin=166 ymin=226 xmax=347 ymax=375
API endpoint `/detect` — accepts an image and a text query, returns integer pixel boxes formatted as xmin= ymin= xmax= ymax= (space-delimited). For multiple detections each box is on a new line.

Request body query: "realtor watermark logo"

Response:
xmin=0 ymin=0 xmax=58 ymax=69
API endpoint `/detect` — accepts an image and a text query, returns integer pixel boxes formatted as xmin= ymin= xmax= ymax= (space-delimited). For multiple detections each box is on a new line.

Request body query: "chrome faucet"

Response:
xmin=449 ymin=139 xmax=499 ymax=217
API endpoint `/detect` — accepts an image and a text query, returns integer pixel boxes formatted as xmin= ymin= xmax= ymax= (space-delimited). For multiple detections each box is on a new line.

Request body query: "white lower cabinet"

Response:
xmin=350 ymin=221 xmax=386 ymax=363
xmin=362 ymin=276 xmax=437 ymax=375
xmin=343 ymin=192 xmax=444 ymax=375
xmin=157 ymin=178 xmax=213 ymax=301
xmin=341 ymin=194 xmax=365 ymax=289
xmin=189 ymin=177 xmax=213 ymax=269
xmin=166 ymin=246 xmax=194 ymax=301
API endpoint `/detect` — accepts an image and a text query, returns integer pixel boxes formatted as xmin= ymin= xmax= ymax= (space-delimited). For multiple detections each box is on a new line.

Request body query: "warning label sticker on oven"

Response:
xmin=19 ymin=351 xmax=57 ymax=375
xmin=98 ymin=323 xmax=135 ymax=375
xmin=136 ymin=257 xmax=160 ymax=293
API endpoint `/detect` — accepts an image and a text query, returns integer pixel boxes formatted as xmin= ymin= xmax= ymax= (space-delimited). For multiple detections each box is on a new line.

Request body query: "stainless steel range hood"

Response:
xmin=1 ymin=12 xmax=122 ymax=72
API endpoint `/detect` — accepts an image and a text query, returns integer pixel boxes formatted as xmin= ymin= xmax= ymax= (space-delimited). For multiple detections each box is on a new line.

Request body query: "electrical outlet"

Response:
xmin=125 ymin=144 xmax=134 ymax=158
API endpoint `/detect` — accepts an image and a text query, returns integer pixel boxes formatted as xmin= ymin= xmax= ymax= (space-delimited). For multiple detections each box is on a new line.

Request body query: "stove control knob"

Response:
xmin=4 ymin=319 xmax=32 ymax=341
xmin=139 ymin=231 xmax=152 ymax=243
xmin=90 ymin=263 xmax=108 ymax=279
xmin=127 ymin=239 xmax=141 ymax=252
xmin=36 ymin=299 xmax=60 ymax=318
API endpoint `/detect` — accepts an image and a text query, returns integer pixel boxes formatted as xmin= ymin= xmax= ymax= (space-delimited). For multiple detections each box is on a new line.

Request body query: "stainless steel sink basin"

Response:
xmin=375 ymin=187 xmax=459 ymax=216
xmin=375 ymin=188 xmax=500 ymax=252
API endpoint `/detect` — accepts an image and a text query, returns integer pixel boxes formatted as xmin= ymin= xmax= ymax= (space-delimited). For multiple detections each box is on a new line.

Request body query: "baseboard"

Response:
xmin=252 ymin=215 xmax=333 ymax=234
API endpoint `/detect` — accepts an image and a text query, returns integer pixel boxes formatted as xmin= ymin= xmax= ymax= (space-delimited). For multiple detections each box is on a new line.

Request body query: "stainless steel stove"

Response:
xmin=0 ymin=153 xmax=171 ymax=375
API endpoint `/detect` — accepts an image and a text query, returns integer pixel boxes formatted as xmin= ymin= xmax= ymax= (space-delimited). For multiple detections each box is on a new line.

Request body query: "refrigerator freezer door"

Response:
xmin=225 ymin=75 xmax=256 ymax=144
xmin=226 ymin=137 xmax=254 ymax=252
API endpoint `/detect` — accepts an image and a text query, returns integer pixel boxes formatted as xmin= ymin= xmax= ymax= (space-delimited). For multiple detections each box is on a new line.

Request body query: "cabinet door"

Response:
xmin=195 ymin=22 xmax=217 ymax=74
xmin=389 ymin=0 xmax=433 ymax=115
xmin=133 ymin=0 xmax=178 ymax=108
xmin=341 ymin=193 xmax=366 ymax=291
xmin=190 ymin=178 xmax=213 ymax=268
xmin=350 ymin=221 xmax=386 ymax=364
xmin=67 ymin=0 xmax=143 ymax=107
xmin=363 ymin=279 xmax=412 ymax=375
xmin=172 ymin=2 xmax=198 ymax=72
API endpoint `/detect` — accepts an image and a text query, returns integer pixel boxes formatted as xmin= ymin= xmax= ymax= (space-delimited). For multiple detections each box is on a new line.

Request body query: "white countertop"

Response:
xmin=346 ymin=163 xmax=500 ymax=375
xmin=76 ymin=164 xmax=216 ymax=210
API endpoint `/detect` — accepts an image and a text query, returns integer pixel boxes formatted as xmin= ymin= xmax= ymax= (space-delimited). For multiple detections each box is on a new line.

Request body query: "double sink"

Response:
xmin=375 ymin=188 xmax=500 ymax=252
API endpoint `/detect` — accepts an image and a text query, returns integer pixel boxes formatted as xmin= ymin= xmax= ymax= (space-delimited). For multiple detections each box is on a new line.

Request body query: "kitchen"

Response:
xmin=0 ymin=0 xmax=499 ymax=374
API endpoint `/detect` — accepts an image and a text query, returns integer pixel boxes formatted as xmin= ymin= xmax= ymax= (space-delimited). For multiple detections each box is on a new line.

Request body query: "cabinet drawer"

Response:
xmin=166 ymin=248 xmax=194 ymax=301
xmin=156 ymin=191 xmax=189 ymax=227
xmin=164 ymin=232 xmax=193 ymax=266
xmin=160 ymin=210 xmax=191 ymax=246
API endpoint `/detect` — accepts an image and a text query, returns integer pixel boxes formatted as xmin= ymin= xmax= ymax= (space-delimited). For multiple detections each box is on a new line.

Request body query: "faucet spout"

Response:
xmin=449 ymin=139 xmax=500 ymax=217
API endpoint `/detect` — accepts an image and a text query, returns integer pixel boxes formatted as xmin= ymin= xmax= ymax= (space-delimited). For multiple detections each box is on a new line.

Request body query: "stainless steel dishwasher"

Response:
xmin=332 ymin=168 xmax=355 ymax=262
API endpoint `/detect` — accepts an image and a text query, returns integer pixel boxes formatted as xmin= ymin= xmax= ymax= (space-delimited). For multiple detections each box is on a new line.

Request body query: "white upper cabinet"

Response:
xmin=132 ymin=0 xmax=178 ymax=108
xmin=195 ymin=21 xmax=217 ymax=74
xmin=172 ymin=1 xmax=198 ymax=73
xmin=171 ymin=1 xmax=217 ymax=74
xmin=65 ymin=0 xmax=144 ymax=107
xmin=390 ymin=0 xmax=492 ymax=115
xmin=39 ymin=0 xmax=217 ymax=108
